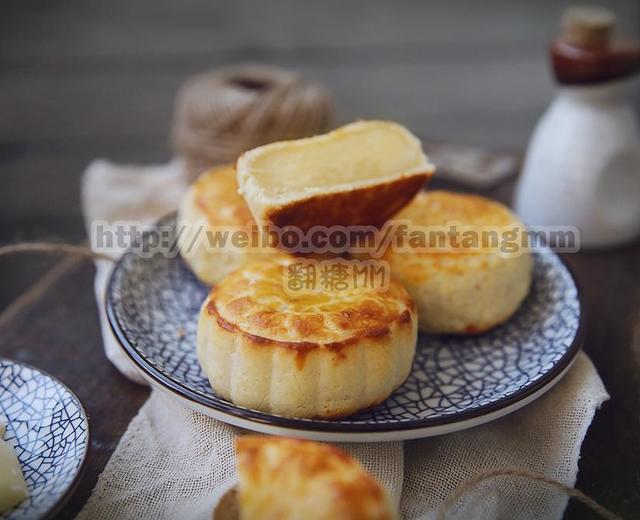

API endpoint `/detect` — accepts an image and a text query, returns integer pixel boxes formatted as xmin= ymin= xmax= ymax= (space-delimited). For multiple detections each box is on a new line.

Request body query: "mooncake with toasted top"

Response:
xmin=177 ymin=165 xmax=276 ymax=285
xmin=231 ymin=436 xmax=398 ymax=520
xmin=197 ymin=255 xmax=417 ymax=418
xmin=385 ymin=191 xmax=533 ymax=334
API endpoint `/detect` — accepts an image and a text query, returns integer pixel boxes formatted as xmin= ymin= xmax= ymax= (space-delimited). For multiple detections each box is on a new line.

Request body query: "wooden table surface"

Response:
xmin=1 ymin=1 xmax=639 ymax=519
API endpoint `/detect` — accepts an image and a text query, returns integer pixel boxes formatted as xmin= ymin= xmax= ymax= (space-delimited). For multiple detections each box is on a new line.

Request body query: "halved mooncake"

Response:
xmin=236 ymin=120 xmax=434 ymax=232
xmin=197 ymin=255 xmax=417 ymax=418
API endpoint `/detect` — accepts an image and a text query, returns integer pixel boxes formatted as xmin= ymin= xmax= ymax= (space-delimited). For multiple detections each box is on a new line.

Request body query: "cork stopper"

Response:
xmin=561 ymin=6 xmax=616 ymax=49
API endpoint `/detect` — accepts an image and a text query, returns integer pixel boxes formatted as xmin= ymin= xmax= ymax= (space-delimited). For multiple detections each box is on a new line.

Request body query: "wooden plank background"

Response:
xmin=1 ymin=0 xmax=638 ymax=310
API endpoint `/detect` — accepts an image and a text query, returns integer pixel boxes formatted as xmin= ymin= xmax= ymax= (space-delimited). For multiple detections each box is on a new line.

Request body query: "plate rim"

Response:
xmin=0 ymin=357 xmax=90 ymax=520
xmin=126 ymin=353 xmax=578 ymax=442
xmin=106 ymin=225 xmax=585 ymax=435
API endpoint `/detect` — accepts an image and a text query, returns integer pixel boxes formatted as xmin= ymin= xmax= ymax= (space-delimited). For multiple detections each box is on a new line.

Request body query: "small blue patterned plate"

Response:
xmin=107 ymin=216 xmax=583 ymax=442
xmin=0 ymin=360 xmax=89 ymax=519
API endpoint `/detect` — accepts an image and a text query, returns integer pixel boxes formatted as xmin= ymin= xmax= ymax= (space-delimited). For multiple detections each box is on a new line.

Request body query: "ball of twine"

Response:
xmin=171 ymin=64 xmax=335 ymax=179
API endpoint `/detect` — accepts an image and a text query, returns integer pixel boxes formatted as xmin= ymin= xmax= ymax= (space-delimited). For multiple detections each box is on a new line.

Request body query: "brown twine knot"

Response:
xmin=171 ymin=64 xmax=335 ymax=179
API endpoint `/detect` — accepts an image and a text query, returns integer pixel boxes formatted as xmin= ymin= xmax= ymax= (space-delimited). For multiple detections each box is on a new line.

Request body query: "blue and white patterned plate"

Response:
xmin=107 ymin=216 xmax=583 ymax=442
xmin=0 ymin=360 xmax=89 ymax=519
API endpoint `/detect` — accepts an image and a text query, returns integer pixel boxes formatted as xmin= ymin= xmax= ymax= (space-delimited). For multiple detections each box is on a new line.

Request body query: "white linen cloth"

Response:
xmin=81 ymin=158 xmax=188 ymax=384
xmin=79 ymin=160 xmax=609 ymax=520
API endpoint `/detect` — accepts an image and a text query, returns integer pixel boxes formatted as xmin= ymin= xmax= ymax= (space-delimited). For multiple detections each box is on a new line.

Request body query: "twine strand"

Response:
xmin=0 ymin=242 xmax=115 ymax=262
xmin=436 ymin=468 xmax=622 ymax=520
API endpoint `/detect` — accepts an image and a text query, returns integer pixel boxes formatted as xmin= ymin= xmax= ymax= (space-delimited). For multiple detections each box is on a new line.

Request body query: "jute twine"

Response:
xmin=0 ymin=243 xmax=623 ymax=519
xmin=0 ymin=242 xmax=115 ymax=262
xmin=171 ymin=64 xmax=335 ymax=179
xmin=435 ymin=468 xmax=622 ymax=520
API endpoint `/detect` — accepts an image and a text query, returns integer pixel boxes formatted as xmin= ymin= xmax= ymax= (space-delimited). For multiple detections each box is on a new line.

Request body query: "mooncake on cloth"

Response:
xmin=231 ymin=436 xmax=398 ymax=520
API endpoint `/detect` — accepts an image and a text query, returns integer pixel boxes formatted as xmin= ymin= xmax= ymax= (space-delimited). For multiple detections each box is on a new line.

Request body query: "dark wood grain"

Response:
xmin=2 ymin=0 xmax=638 ymax=307
xmin=0 ymin=259 xmax=150 ymax=520
xmin=563 ymin=247 xmax=640 ymax=519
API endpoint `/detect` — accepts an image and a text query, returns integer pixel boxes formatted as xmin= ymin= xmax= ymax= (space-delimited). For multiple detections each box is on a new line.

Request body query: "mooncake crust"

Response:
xmin=197 ymin=256 xmax=417 ymax=418
xmin=385 ymin=191 xmax=533 ymax=334
xmin=235 ymin=436 xmax=398 ymax=520
xmin=177 ymin=165 xmax=276 ymax=285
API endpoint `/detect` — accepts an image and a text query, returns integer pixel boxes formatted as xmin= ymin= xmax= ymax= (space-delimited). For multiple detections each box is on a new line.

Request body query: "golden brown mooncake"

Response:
xmin=234 ymin=436 xmax=398 ymax=520
xmin=197 ymin=255 xmax=417 ymax=419
xmin=385 ymin=191 xmax=533 ymax=334
xmin=177 ymin=165 xmax=276 ymax=285
xmin=236 ymin=120 xmax=434 ymax=233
